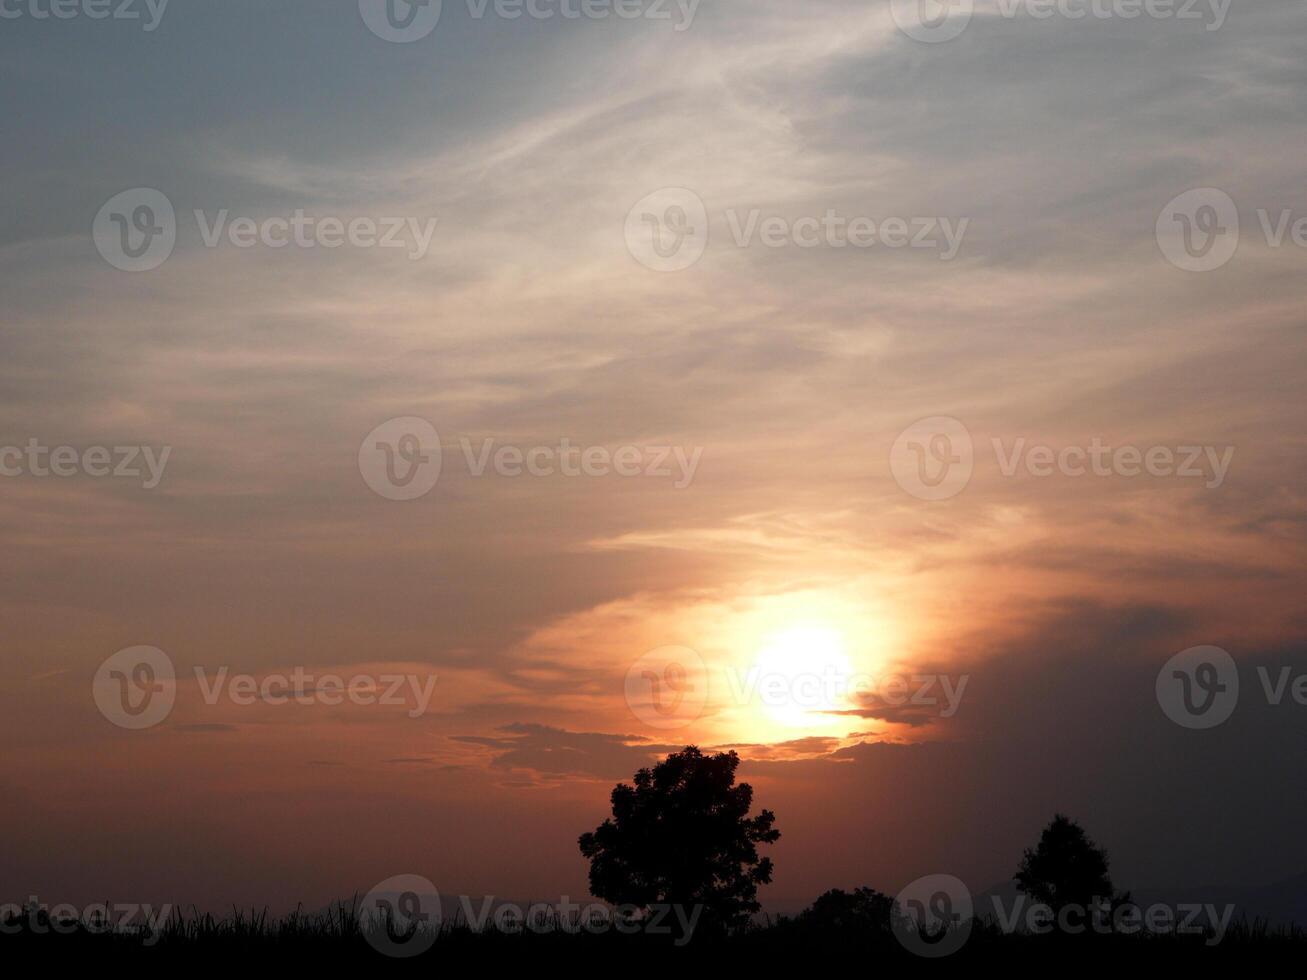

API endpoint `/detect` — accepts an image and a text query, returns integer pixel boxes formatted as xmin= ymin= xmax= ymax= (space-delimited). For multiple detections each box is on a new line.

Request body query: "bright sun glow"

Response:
xmin=672 ymin=586 xmax=905 ymax=744
xmin=752 ymin=626 xmax=854 ymax=728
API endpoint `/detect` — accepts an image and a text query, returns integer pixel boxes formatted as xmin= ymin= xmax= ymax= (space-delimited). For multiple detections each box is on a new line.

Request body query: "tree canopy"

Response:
xmin=578 ymin=746 xmax=780 ymax=932
xmin=1014 ymin=813 xmax=1119 ymax=913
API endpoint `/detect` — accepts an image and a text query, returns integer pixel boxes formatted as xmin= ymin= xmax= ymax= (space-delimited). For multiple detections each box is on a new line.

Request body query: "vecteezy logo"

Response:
xmin=624 ymin=188 xmax=709 ymax=272
xmin=359 ymin=874 xmax=440 ymax=958
xmin=93 ymin=646 xmax=176 ymax=729
xmin=889 ymin=0 xmax=973 ymax=43
xmin=624 ymin=646 xmax=708 ymax=730
xmin=359 ymin=0 xmax=442 ymax=42
xmin=893 ymin=874 xmax=973 ymax=957
xmin=890 ymin=416 xmax=974 ymax=501
xmin=1157 ymin=645 xmax=1239 ymax=729
xmin=1156 ymin=188 xmax=1240 ymax=272
xmin=93 ymin=188 xmax=176 ymax=272
xmin=358 ymin=417 xmax=442 ymax=500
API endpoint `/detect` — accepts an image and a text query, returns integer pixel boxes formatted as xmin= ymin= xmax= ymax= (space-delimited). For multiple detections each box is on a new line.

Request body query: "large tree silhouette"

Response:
xmin=578 ymin=746 xmax=780 ymax=932
xmin=1014 ymin=814 xmax=1120 ymax=914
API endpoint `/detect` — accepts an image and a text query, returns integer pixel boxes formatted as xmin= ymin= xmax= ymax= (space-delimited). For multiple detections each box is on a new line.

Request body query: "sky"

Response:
xmin=1 ymin=0 xmax=1305 ymax=915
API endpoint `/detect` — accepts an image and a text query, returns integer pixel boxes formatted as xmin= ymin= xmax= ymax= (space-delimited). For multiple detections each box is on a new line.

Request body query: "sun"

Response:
xmin=692 ymin=587 xmax=903 ymax=743
xmin=752 ymin=626 xmax=854 ymax=728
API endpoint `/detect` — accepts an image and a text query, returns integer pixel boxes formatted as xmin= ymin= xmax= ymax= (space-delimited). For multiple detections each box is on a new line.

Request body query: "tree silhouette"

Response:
xmin=1014 ymin=814 xmax=1121 ymax=914
xmin=578 ymin=746 xmax=780 ymax=932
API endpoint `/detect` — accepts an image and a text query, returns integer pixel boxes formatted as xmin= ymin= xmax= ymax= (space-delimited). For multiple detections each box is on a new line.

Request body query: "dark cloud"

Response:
xmin=451 ymin=724 xmax=675 ymax=779
xmin=829 ymin=702 xmax=942 ymax=727
xmin=742 ymin=599 xmax=1307 ymax=899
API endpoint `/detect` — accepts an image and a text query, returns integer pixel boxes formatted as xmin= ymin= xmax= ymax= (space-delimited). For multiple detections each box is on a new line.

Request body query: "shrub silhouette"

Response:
xmin=1014 ymin=814 xmax=1123 ymax=916
xmin=798 ymin=887 xmax=895 ymax=932
xmin=578 ymin=746 xmax=780 ymax=932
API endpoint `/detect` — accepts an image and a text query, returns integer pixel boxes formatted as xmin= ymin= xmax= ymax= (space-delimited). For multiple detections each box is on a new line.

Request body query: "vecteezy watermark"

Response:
xmin=359 ymin=0 xmax=700 ymax=43
xmin=0 ymin=897 xmax=172 ymax=946
xmin=358 ymin=418 xmax=443 ymax=501
xmin=722 ymin=667 xmax=968 ymax=720
xmin=1157 ymin=187 xmax=1307 ymax=272
xmin=0 ymin=0 xmax=170 ymax=31
xmin=624 ymin=188 xmax=969 ymax=272
xmin=1156 ymin=188 xmax=1238 ymax=272
xmin=93 ymin=188 xmax=176 ymax=272
xmin=0 ymin=440 xmax=171 ymax=489
xmin=986 ymin=894 xmax=1235 ymax=945
xmin=892 ymin=874 xmax=974 ymax=957
xmin=890 ymin=417 xmax=975 ymax=502
xmin=192 ymin=667 xmax=438 ymax=718
xmin=359 ymin=0 xmax=443 ymax=42
xmin=93 ymin=646 xmax=439 ymax=729
xmin=890 ymin=0 xmax=974 ymax=43
xmin=93 ymin=189 xmax=439 ymax=271
xmin=1158 ymin=645 xmax=1307 ymax=730
xmin=93 ymin=646 xmax=177 ymax=730
xmin=1157 ymin=645 xmax=1239 ymax=729
xmin=890 ymin=0 xmax=1230 ymax=44
xmin=359 ymin=875 xmax=702 ymax=957
xmin=892 ymin=876 xmax=1235 ymax=954
xmin=724 ymin=210 xmax=968 ymax=259
xmin=458 ymin=437 xmax=702 ymax=487
xmin=624 ymin=188 xmax=710 ymax=273
xmin=359 ymin=417 xmax=704 ymax=501
xmin=360 ymin=875 xmax=442 ymax=958
xmin=623 ymin=648 xmax=967 ymax=730
xmin=465 ymin=0 xmax=700 ymax=29
xmin=624 ymin=646 xmax=709 ymax=730
xmin=890 ymin=417 xmax=1235 ymax=500
xmin=458 ymin=896 xmax=702 ymax=944
xmin=991 ymin=437 xmax=1234 ymax=488
xmin=194 ymin=210 xmax=437 ymax=259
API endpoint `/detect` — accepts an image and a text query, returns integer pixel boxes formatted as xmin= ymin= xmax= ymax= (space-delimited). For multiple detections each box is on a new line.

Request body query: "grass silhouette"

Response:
xmin=5 ymin=898 xmax=1305 ymax=965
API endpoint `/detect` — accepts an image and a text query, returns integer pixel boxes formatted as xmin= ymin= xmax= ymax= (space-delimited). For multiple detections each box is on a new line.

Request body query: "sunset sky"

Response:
xmin=2 ymin=0 xmax=1305 ymax=914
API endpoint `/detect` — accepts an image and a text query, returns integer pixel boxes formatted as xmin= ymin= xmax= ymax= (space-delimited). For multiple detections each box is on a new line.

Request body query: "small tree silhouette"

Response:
xmin=1014 ymin=814 xmax=1122 ymax=915
xmin=578 ymin=746 xmax=780 ymax=932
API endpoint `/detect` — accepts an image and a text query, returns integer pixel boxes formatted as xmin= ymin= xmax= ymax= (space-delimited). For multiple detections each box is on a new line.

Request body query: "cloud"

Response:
xmin=715 ymin=736 xmax=846 ymax=760
xmin=451 ymin=724 xmax=676 ymax=780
